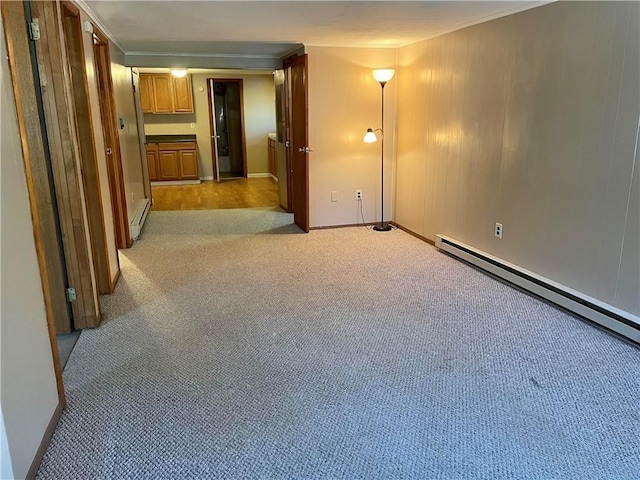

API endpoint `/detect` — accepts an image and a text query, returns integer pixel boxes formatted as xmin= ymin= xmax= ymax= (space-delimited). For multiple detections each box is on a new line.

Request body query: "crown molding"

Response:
xmin=74 ymin=0 xmax=125 ymax=53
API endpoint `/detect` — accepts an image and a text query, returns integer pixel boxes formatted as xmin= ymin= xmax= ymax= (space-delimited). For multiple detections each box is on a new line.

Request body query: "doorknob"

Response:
xmin=298 ymin=147 xmax=313 ymax=153
xmin=211 ymin=135 xmax=221 ymax=139
xmin=106 ymin=148 xmax=112 ymax=154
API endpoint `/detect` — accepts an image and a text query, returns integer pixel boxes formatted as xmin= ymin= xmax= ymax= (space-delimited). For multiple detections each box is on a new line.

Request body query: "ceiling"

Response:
xmin=82 ymin=1 xmax=551 ymax=59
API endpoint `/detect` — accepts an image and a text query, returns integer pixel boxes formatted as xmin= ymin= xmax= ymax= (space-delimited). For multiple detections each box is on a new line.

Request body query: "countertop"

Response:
xmin=146 ymin=134 xmax=197 ymax=143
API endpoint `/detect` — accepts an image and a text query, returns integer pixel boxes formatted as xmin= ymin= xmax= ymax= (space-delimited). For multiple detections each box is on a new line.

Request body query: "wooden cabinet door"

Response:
xmin=159 ymin=151 xmax=180 ymax=180
xmin=139 ymin=74 xmax=154 ymax=113
xmin=268 ymin=138 xmax=277 ymax=178
xmin=172 ymin=76 xmax=193 ymax=113
xmin=152 ymin=74 xmax=174 ymax=113
xmin=179 ymin=150 xmax=199 ymax=179
xmin=146 ymin=149 xmax=159 ymax=181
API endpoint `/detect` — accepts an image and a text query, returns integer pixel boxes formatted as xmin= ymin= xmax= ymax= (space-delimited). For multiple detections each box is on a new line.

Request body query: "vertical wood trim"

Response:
xmin=31 ymin=0 xmax=100 ymax=328
xmin=1 ymin=0 xmax=66 ymax=403
xmin=206 ymin=78 xmax=219 ymax=180
xmin=61 ymin=4 xmax=113 ymax=294
xmin=93 ymin=30 xmax=132 ymax=249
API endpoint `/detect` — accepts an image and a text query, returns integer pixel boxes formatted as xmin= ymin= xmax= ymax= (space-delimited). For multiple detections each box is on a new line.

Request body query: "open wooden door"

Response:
xmin=287 ymin=54 xmax=310 ymax=232
xmin=93 ymin=29 xmax=131 ymax=249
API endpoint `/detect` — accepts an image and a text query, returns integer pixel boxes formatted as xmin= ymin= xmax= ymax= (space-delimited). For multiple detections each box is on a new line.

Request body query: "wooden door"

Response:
xmin=139 ymin=73 xmax=154 ymax=113
xmin=152 ymin=74 xmax=174 ymax=113
xmin=173 ymin=76 xmax=193 ymax=112
xmin=159 ymin=151 xmax=180 ymax=180
xmin=94 ymin=31 xmax=131 ymax=249
xmin=61 ymin=2 xmax=114 ymax=296
xmin=179 ymin=151 xmax=199 ymax=179
xmin=289 ymin=55 xmax=310 ymax=232
xmin=29 ymin=0 xmax=101 ymax=329
xmin=2 ymin=0 xmax=73 ymax=339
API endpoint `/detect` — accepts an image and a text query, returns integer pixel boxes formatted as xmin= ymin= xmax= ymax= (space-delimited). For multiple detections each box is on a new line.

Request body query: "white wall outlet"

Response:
xmin=331 ymin=191 xmax=338 ymax=202
xmin=495 ymin=222 xmax=503 ymax=239
xmin=190 ymin=122 xmax=195 ymax=129
xmin=355 ymin=190 xmax=362 ymax=200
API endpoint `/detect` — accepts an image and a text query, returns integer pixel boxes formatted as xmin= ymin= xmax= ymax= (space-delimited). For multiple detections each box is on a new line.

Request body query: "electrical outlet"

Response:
xmin=495 ymin=222 xmax=503 ymax=239
xmin=355 ymin=190 xmax=362 ymax=200
xmin=331 ymin=191 xmax=338 ymax=202
xmin=190 ymin=122 xmax=195 ymax=129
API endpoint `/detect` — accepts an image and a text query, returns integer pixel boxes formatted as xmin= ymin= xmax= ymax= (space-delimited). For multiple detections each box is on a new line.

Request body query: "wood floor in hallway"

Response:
xmin=151 ymin=178 xmax=280 ymax=211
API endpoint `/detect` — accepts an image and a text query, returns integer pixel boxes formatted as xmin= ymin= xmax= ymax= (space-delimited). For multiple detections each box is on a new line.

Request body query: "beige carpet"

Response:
xmin=37 ymin=208 xmax=640 ymax=479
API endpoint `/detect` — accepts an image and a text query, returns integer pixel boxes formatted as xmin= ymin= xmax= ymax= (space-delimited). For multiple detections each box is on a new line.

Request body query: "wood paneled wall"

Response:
xmin=395 ymin=1 xmax=639 ymax=316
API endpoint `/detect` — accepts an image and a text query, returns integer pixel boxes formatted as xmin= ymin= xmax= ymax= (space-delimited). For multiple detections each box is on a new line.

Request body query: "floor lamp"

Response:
xmin=364 ymin=69 xmax=395 ymax=232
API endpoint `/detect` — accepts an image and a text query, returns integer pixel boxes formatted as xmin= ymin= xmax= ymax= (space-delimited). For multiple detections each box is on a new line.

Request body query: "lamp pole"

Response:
xmin=374 ymin=80 xmax=391 ymax=231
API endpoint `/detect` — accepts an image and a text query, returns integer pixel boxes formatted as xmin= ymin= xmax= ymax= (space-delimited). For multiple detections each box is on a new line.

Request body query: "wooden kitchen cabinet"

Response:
xmin=159 ymin=151 xmax=180 ymax=180
xmin=152 ymin=75 xmax=175 ymax=113
xmin=146 ymin=144 xmax=159 ymax=180
xmin=146 ymin=142 xmax=198 ymax=182
xmin=268 ymin=137 xmax=277 ymax=178
xmin=172 ymin=76 xmax=194 ymax=113
xmin=140 ymin=74 xmax=154 ymax=114
xmin=139 ymin=73 xmax=193 ymax=114
xmin=179 ymin=151 xmax=199 ymax=179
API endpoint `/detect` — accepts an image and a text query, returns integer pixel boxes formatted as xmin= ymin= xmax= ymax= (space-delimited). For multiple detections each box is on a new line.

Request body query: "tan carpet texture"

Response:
xmin=37 ymin=209 xmax=640 ymax=479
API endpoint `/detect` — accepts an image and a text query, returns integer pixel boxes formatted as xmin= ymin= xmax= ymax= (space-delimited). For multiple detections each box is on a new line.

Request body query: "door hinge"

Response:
xmin=66 ymin=287 xmax=77 ymax=303
xmin=27 ymin=21 xmax=41 ymax=41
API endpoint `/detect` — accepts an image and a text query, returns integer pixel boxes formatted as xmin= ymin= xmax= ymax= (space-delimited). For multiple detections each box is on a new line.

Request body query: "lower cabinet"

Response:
xmin=146 ymin=142 xmax=198 ymax=182
xmin=268 ymin=138 xmax=277 ymax=179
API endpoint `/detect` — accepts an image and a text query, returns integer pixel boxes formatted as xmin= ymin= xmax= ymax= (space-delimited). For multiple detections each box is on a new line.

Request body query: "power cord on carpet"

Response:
xmin=358 ymin=198 xmax=400 ymax=231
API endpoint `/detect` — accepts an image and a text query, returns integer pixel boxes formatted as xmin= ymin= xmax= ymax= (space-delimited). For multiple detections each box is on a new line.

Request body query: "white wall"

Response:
xmin=395 ymin=1 xmax=640 ymax=316
xmin=1 ymin=18 xmax=60 ymax=478
xmin=143 ymin=72 xmax=277 ymax=179
xmin=306 ymin=46 xmax=398 ymax=228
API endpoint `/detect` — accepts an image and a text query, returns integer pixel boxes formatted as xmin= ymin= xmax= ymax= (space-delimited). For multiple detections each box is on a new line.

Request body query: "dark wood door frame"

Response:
xmin=284 ymin=54 xmax=310 ymax=232
xmin=93 ymin=28 xmax=132 ymax=249
xmin=1 ymin=0 xmax=68 ymax=403
xmin=61 ymin=1 xmax=116 ymax=294
xmin=206 ymin=78 xmax=248 ymax=180
xmin=28 ymin=0 xmax=100 ymax=329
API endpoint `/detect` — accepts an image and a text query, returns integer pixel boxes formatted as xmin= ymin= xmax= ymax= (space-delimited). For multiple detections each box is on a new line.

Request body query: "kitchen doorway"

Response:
xmin=208 ymin=79 xmax=247 ymax=180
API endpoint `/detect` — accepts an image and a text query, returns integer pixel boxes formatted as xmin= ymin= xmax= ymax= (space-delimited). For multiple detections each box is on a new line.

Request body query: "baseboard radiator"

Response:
xmin=435 ymin=234 xmax=640 ymax=344
xmin=130 ymin=198 xmax=151 ymax=241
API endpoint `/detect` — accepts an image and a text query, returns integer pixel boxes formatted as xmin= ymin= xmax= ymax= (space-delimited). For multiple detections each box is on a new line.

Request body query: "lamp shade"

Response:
xmin=372 ymin=69 xmax=395 ymax=83
xmin=170 ymin=69 xmax=188 ymax=78
xmin=363 ymin=128 xmax=378 ymax=143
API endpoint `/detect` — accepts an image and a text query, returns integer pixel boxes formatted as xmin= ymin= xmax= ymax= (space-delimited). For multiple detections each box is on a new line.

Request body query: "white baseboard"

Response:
xmin=270 ymin=174 xmax=278 ymax=183
xmin=151 ymin=180 xmax=201 ymax=186
xmin=435 ymin=234 xmax=640 ymax=344
xmin=130 ymin=198 xmax=151 ymax=241
xmin=200 ymin=176 xmax=214 ymax=181
xmin=247 ymin=173 xmax=272 ymax=178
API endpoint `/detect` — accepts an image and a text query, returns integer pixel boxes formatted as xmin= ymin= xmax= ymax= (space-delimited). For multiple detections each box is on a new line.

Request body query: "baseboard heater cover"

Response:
xmin=435 ymin=234 xmax=640 ymax=344
xmin=130 ymin=198 xmax=151 ymax=241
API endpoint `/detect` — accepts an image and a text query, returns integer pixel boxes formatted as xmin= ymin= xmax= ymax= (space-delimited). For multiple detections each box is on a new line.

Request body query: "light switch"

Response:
xmin=331 ymin=191 xmax=338 ymax=202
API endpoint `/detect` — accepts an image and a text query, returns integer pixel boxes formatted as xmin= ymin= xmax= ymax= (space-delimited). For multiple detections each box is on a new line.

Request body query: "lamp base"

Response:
xmin=373 ymin=223 xmax=392 ymax=232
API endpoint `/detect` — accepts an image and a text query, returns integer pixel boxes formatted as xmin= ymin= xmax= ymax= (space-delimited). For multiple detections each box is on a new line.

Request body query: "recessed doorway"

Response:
xmin=208 ymin=79 xmax=247 ymax=180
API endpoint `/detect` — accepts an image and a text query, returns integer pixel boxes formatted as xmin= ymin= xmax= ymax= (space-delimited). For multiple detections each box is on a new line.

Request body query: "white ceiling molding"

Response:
xmin=74 ymin=0 xmax=125 ymax=53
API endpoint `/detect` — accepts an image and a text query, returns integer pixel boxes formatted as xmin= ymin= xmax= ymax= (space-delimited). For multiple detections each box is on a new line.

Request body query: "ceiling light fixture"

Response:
xmin=170 ymin=69 xmax=188 ymax=78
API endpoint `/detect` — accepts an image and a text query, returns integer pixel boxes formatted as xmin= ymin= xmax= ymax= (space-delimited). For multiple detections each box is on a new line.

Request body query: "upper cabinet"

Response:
xmin=140 ymin=73 xmax=194 ymax=114
xmin=172 ymin=76 xmax=194 ymax=112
